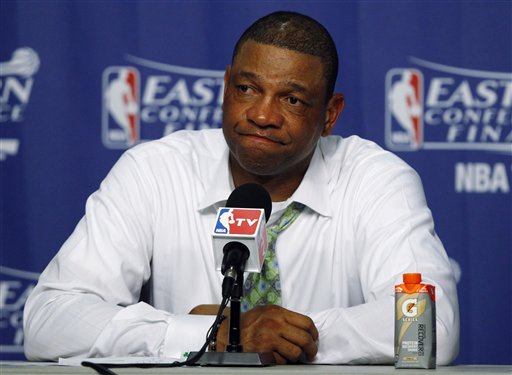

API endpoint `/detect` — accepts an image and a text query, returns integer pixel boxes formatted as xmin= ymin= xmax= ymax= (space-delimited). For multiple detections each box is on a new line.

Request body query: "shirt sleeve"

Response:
xmin=310 ymin=154 xmax=459 ymax=365
xmin=23 ymin=150 xmax=213 ymax=361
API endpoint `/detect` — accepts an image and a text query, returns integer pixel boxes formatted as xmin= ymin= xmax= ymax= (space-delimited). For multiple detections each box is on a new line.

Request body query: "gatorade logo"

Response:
xmin=402 ymin=298 xmax=418 ymax=317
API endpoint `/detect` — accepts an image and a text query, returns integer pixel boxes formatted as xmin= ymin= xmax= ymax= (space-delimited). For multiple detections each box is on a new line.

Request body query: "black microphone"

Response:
xmin=225 ymin=183 xmax=272 ymax=221
xmin=217 ymin=183 xmax=272 ymax=298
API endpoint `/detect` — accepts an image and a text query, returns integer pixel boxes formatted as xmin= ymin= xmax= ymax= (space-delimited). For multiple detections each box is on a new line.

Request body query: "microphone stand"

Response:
xmin=190 ymin=270 xmax=276 ymax=366
xmin=226 ymin=271 xmax=243 ymax=353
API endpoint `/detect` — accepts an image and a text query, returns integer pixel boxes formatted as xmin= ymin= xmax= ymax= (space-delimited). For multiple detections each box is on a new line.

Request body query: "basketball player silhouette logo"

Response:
xmin=388 ymin=70 xmax=422 ymax=149
xmin=104 ymin=68 xmax=139 ymax=146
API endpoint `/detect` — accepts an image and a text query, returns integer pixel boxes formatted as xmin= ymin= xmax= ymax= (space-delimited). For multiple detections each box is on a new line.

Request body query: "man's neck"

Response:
xmin=229 ymin=157 xmax=311 ymax=202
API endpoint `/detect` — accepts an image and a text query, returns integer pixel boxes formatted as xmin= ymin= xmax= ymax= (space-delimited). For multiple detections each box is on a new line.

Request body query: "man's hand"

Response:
xmin=190 ymin=304 xmax=318 ymax=364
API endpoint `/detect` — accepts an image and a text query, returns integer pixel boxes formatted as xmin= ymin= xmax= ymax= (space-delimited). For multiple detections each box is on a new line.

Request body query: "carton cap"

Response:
xmin=403 ymin=273 xmax=422 ymax=284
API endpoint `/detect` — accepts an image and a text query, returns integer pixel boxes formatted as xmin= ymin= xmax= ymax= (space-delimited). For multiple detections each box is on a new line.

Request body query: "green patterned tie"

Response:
xmin=241 ymin=202 xmax=305 ymax=312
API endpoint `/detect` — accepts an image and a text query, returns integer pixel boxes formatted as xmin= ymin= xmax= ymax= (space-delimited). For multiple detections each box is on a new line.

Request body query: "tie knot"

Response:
xmin=268 ymin=201 xmax=305 ymax=235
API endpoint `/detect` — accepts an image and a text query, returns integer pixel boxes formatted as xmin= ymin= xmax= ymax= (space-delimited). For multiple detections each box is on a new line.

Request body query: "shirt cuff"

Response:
xmin=162 ymin=314 xmax=216 ymax=359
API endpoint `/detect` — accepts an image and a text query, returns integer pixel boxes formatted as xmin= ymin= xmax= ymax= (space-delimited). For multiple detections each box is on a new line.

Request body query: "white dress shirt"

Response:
xmin=23 ymin=129 xmax=459 ymax=364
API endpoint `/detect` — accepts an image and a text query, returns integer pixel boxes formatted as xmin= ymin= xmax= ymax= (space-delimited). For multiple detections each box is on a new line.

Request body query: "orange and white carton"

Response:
xmin=395 ymin=273 xmax=436 ymax=369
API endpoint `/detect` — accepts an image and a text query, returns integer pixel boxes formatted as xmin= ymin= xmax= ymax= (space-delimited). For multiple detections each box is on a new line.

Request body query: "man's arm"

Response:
xmin=191 ymin=276 xmax=456 ymax=366
xmin=309 ymin=274 xmax=458 ymax=365
xmin=23 ymin=150 xmax=214 ymax=360
xmin=308 ymin=154 xmax=459 ymax=365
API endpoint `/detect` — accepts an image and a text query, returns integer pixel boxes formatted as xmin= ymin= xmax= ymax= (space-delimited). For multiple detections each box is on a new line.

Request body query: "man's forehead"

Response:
xmin=232 ymin=41 xmax=325 ymax=88
xmin=234 ymin=40 xmax=322 ymax=64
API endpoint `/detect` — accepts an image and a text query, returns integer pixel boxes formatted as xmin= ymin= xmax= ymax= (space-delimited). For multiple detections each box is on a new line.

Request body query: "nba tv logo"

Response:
xmin=102 ymin=67 xmax=140 ymax=148
xmin=385 ymin=69 xmax=424 ymax=151
xmin=214 ymin=208 xmax=262 ymax=235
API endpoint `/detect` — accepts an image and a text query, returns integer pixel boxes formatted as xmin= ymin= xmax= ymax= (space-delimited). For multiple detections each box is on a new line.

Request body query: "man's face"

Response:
xmin=222 ymin=41 xmax=339 ymax=179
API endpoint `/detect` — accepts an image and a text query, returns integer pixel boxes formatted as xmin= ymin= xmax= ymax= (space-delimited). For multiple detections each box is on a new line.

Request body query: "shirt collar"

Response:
xmin=198 ymin=147 xmax=234 ymax=211
xmin=198 ymin=141 xmax=332 ymax=217
xmin=288 ymin=142 xmax=332 ymax=217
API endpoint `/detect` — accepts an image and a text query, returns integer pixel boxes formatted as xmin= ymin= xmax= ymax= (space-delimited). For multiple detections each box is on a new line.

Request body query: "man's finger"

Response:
xmin=283 ymin=309 xmax=319 ymax=341
xmin=273 ymin=352 xmax=287 ymax=365
xmin=270 ymin=334 xmax=305 ymax=363
xmin=281 ymin=325 xmax=318 ymax=361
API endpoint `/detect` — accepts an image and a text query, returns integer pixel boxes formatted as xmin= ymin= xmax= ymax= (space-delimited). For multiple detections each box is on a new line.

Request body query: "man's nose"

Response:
xmin=246 ymin=97 xmax=284 ymax=127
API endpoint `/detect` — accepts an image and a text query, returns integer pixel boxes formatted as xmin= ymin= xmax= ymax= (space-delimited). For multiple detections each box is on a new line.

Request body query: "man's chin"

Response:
xmin=240 ymin=161 xmax=283 ymax=177
xmin=233 ymin=154 xmax=285 ymax=177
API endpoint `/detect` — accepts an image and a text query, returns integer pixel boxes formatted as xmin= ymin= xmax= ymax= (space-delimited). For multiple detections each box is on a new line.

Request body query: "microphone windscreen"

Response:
xmin=226 ymin=183 xmax=272 ymax=222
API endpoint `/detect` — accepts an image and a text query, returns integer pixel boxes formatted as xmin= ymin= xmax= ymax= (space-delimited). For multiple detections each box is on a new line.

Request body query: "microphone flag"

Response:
xmin=212 ymin=207 xmax=268 ymax=273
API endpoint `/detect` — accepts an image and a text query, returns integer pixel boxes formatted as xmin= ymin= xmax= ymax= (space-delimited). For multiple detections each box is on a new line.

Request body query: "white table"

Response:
xmin=1 ymin=362 xmax=511 ymax=375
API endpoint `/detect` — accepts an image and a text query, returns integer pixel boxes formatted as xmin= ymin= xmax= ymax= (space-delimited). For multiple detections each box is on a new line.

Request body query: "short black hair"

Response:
xmin=232 ymin=11 xmax=339 ymax=100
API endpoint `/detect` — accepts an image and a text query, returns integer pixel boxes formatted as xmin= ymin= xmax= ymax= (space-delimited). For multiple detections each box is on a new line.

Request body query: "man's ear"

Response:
xmin=222 ymin=65 xmax=232 ymax=110
xmin=322 ymin=93 xmax=345 ymax=137
xmin=223 ymin=65 xmax=231 ymax=94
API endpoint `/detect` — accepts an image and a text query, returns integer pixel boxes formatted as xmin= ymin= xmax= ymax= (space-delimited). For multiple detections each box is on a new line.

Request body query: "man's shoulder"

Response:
xmin=320 ymin=134 xmax=416 ymax=180
xmin=126 ymin=128 xmax=226 ymax=161
xmin=322 ymin=134 xmax=404 ymax=164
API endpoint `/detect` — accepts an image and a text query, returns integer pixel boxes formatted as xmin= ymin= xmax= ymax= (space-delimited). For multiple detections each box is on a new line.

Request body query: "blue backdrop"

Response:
xmin=1 ymin=0 xmax=511 ymax=365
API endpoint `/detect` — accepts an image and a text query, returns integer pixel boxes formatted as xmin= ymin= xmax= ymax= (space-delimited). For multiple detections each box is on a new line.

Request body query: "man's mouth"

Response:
xmin=238 ymin=131 xmax=286 ymax=145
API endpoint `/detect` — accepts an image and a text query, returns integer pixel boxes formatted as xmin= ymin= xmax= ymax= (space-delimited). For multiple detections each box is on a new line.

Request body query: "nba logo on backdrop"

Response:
xmin=385 ymin=69 xmax=424 ymax=151
xmin=0 ymin=266 xmax=39 ymax=354
xmin=102 ymin=67 xmax=140 ymax=148
xmin=101 ymin=55 xmax=224 ymax=149
xmin=0 ymin=47 xmax=40 ymax=160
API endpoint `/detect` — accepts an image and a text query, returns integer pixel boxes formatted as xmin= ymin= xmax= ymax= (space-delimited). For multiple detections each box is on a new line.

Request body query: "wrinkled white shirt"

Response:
xmin=24 ymin=129 xmax=459 ymax=364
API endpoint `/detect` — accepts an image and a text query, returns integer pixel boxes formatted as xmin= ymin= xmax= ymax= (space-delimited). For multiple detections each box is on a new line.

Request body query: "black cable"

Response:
xmin=81 ymin=297 xmax=230 ymax=374
xmin=180 ymin=298 xmax=229 ymax=366
xmin=81 ymin=361 xmax=118 ymax=375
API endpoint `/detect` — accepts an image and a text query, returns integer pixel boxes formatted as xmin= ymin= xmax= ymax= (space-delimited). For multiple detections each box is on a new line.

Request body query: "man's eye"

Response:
xmin=238 ymin=85 xmax=250 ymax=93
xmin=287 ymin=96 xmax=302 ymax=105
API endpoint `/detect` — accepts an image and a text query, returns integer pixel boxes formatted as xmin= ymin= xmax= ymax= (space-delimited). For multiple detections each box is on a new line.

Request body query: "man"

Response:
xmin=24 ymin=11 xmax=459 ymax=365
